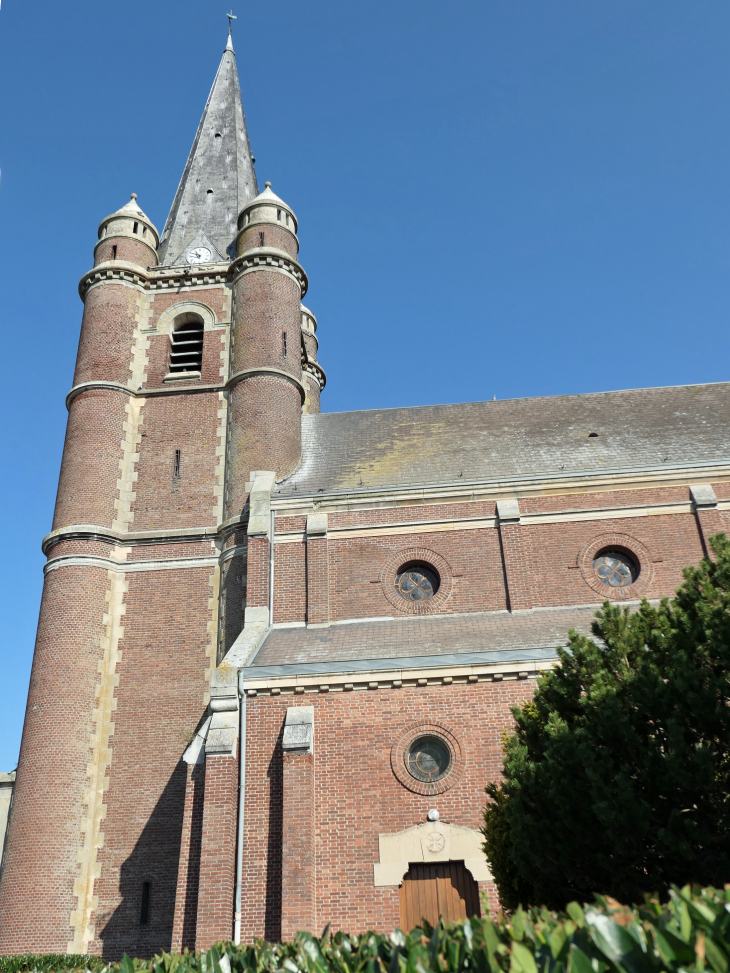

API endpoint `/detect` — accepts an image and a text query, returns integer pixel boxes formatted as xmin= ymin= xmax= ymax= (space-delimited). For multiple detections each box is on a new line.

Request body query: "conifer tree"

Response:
xmin=483 ymin=533 xmax=730 ymax=909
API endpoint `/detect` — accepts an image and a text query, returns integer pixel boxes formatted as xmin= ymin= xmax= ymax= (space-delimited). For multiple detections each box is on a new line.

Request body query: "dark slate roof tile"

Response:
xmin=249 ymin=604 xmax=599 ymax=672
xmin=277 ymin=382 xmax=730 ymax=497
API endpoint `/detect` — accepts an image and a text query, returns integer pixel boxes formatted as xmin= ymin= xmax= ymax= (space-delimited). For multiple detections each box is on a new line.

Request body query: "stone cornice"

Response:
xmin=148 ymin=265 xmax=230 ymax=290
xmin=65 ymin=380 xmax=226 ymax=410
xmin=228 ymin=247 xmax=308 ymax=297
xmin=273 ymin=461 xmax=730 ymax=512
xmin=42 ymin=523 xmax=219 ymax=555
xmin=79 ymin=262 xmax=149 ymax=299
xmin=79 ymin=261 xmax=233 ymax=300
xmin=302 ymin=359 xmax=326 ymax=390
xmin=44 ymin=553 xmax=219 ymax=575
xmin=78 ymin=252 xmax=307 ymax=300
xmin=239 ymin=656 xmax=544 ymax=696
xmin=227 ymin=367 xmax=306 ymax=402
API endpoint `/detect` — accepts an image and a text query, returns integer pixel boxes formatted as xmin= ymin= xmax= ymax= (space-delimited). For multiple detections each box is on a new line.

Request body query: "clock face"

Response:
xmin=187 ymin=246 xmax=212 ymax=264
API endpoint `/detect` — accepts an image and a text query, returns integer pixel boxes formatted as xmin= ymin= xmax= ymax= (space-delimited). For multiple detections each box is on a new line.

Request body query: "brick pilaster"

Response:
xmin=171 ymin=762 xmax=206 ymax=953
xmin=497 ymin=521 xmax=532 ymax=611
xmin=195 ymin=756 xmax=238 ymax=949
xmin=306 ymin=514 xmax=329 ymax=625
xmin=280 ymin=751 xmax=316 ymax=939
xmin=246 ymin=536 xmax=270 ymax=610
xmin=695 ymin=509 xmax=724 ymax=558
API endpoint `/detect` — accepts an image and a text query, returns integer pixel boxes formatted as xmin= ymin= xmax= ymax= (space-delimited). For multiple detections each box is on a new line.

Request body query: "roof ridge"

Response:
xmin=308 ymin=379 xmax=730 ymax=419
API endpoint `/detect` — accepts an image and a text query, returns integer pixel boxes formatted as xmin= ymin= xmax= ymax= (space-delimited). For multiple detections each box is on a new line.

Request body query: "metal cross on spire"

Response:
xmin=227 ymin=10 xmax=237 ymax=34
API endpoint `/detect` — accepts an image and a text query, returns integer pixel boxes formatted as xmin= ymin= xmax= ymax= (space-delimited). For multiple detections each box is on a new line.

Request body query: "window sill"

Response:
xmin=163 ymin=371 xmax=202 ymax=383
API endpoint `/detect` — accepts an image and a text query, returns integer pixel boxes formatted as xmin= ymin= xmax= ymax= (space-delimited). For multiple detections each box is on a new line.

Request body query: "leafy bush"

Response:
xmin=4 ymin=884 xmax=730 ymax=973
xmin=0 ymin=956 xmax=106 ymax=973
xmin=484 ymin=534 xmax=730 ymax=910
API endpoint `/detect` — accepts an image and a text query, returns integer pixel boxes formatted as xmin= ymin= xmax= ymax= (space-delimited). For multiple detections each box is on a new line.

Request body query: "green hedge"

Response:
xmin=3 ymin=884 xmax=730 ymax=973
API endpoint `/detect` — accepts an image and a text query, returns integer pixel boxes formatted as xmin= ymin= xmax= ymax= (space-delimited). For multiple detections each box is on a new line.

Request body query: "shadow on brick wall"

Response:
xmin=264 ymin=735 xmax=283 ymax=943
xmin=98 ymin=761 xmax=187 ymax=960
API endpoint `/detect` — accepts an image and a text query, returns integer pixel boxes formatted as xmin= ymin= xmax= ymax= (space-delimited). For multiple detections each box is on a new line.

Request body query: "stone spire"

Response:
xmin=157 ymin=32 xmax=258 ymax=266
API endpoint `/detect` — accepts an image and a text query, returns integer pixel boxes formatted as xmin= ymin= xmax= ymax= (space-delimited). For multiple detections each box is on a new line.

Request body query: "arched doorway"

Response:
xmin=399 ymin=861 xmax=481 ymax=931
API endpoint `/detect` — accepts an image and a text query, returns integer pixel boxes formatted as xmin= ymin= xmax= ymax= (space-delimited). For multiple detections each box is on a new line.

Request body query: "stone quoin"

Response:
xmin=2 ymin=26 xmax=730 ymax=960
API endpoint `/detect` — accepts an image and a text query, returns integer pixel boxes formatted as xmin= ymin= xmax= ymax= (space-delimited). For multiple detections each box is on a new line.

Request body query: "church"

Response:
xmin=1 ymin=27 xmax=729 ymax=961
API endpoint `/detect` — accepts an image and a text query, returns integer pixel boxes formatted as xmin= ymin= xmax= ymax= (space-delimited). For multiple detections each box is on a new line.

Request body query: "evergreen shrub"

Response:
xmin=3 ymin=884 xmax=730 ymax=973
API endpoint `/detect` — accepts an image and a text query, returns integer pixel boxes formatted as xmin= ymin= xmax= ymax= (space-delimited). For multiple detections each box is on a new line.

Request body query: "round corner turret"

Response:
xmin=300 ymin=304 xmax=324 ymax=415
xmin=236 ymin=182 xmax=299 ymax=258
xmin=300 ymin=305 xmax=317 ymax=336
xmin=94 ymin=194 xmax=159 ymax=268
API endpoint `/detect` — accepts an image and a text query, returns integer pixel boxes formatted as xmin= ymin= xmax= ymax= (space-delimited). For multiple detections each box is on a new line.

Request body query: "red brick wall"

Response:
xmin=239 ymin=681 xmax=532 ymax=940
xmin=225 ymin=266 xmax=304 ymax=507
xmin=238 ymin=224 xmax=298 ymax=258
xmin=327 ymin=529 xmax=508 ymax=622
xmin=227 ymin=377 xmax=302 ymax=511
xmin=269 ymin=499 xmax=710 ymax=625
xmin=281 ymin=752 xmax=315 ymax=940
xmin=0 ymin=566 xmax=111 ymax=955
xmin=246 ymin=536 xmax=270 ymax=609
xmin=88 ymin=566 xmax=213 ymax=960
xmin=74 ymin=282 xmax=140 ymax=387
xmin=509 ymin=513 xmax=703 ymax=609
xmin=131 ymin=393 xmax=220 ymax=530
xmin=306 ymin=537 xmax=329 ymax=625
xmin=52 ymin=391 xmax=127 ymax=530
xmin=273 ymin=541 xmax=307 ymax=624
xmin=94 ymin=237 xmax=157 ymax=268
xmin=231 ymin=272 xmax=301 ymax=377
xmin=149 ymin=289 xmax=230 ymax=327
xmin=171 ymin=762 xmax=206 ymax=953
xmin=195 ymin=756 xmax=238 ymax=949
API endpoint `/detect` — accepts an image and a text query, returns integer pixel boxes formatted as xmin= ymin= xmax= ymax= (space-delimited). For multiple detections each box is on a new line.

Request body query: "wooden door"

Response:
xmin=399 ymin=861 xmax=481 ymax=931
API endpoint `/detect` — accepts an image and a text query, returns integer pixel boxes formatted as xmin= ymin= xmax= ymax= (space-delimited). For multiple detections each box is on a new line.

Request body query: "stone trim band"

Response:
xmin=240 ymin=662 xmax=541 ymax=696
xmin=227 ymin=367 xmax=306 ymax=402
xmin=228 ymin=247 xmax=308 ymax=296
xmin=44 ymin=554 xmax=219 ymax=575
xmin=65 ymin=380 xmax=226 ymax=410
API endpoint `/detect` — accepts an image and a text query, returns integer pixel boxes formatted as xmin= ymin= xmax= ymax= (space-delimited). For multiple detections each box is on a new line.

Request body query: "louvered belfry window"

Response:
xmin=169 ymin=314 xmax=204 ymax=374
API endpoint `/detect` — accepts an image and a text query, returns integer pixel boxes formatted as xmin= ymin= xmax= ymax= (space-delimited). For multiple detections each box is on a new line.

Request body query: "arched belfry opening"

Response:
xmin=169 ymin=313 xmax=204 ymax=374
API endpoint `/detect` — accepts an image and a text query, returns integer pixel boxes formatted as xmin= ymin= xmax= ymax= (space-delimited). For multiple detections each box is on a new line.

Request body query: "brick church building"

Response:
xmin=1 ymin=28 xmax=730 ymax=960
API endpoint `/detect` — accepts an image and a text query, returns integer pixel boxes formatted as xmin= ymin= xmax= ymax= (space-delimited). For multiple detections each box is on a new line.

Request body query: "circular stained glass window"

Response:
xmin=593 ymin=550 xmax=638 ymax=588
xmin=395 ymin=563 xmax=440 ymax=602
xmin=407 ymin=735 xmax=452 ymax=782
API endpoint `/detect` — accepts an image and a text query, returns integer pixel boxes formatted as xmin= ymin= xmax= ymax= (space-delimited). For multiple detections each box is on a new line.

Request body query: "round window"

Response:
xmin=406 ymin=735 xmax=452 ymax=783
xmin=395 ymin=563 xmax=440 ymax=602
xmin=593 ymin=550 xmax=638 ymax=588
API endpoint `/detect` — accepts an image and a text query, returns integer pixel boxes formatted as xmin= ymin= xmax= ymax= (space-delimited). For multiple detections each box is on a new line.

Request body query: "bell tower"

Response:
xmin=0 ymin=25 xmax=325 ymax=958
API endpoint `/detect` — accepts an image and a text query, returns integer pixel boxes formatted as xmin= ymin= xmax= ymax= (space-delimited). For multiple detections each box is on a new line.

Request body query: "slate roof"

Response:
xmin=158 ymin=36 xmax=258 ymax=266
xmin=276 ymin=382 xmax=730 ymax=498
xmin=243 ymin=604 xmax=599 ymax=678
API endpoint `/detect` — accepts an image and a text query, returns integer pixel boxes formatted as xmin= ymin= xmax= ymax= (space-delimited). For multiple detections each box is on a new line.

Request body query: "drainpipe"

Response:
xmin=269 ymin=508 xmax=275 ymax=626
xmin=233 ymin=690 xmax=247 ymax=945
xmin=233 ymin=508 xmax=275 ymax=945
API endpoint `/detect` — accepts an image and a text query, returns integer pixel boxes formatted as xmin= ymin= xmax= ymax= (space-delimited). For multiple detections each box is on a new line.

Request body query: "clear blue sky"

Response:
xmin=1 ymin=0 xmax=730 ymax=769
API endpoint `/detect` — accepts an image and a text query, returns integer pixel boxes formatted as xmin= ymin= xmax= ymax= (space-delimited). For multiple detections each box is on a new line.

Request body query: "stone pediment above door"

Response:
xmin=373 ymin=821 xmax=492 ymax=886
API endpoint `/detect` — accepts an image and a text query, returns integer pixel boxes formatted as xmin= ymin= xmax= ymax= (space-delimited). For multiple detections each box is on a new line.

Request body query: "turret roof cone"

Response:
xmin=250 ymin=181 xmax=289 ymax=208
xmin=158 ymin=33 xmax=258 ymax=265
xmin=117 ymin=193 xmax=149 ymax=219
